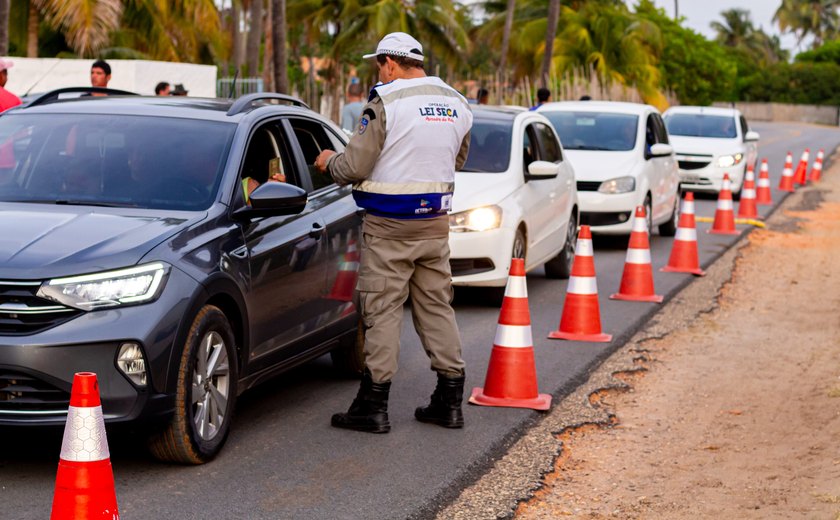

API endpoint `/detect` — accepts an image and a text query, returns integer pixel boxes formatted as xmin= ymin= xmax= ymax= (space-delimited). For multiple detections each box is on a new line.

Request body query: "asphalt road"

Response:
xmin=2 ymin=121 xmax=839 ymax=520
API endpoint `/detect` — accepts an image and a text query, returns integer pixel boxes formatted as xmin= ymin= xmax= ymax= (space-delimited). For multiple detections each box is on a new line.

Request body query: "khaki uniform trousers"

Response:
xmin=356 ymin=233 xmax=465 ymax=383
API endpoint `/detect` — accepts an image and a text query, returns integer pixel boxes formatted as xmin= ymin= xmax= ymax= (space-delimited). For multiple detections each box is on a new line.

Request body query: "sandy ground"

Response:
xmin=513 ymin=168 xmax=840 ymax=518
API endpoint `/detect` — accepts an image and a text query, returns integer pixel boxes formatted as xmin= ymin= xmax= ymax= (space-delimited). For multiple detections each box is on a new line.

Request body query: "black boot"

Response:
xmin=331 ymin=370 xmax=391 ymax=433
xmin=415 ymin=373 xmax=465 ymax=428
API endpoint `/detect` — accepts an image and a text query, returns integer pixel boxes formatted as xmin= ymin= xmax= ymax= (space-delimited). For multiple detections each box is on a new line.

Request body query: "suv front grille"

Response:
xmin=0 ymin=281 xmax=80 ymax=335
xmin=0 ymin=370 xmax=70 ymax=415
xmin=577 ymin=181 xmax=602 ymax=192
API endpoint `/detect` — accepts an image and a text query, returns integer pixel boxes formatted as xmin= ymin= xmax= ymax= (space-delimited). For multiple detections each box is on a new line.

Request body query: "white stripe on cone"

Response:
xmin=575 ymin=238 xmax=594 ymax=257
xmin=675 ymin=227 xmax=697 ymax=242
xmin=567 ymin=275 xmax=598 ymax=295
xmin=757 ymin=178 xmax=770 ymax=187
xmin=717 ymin=199 xmax=734 ymax=211
xmin=683 ymin=200 xmax=695 ymax=215
xmin=742 ymin=189 xmax=756 ymax=199
xmin=339 ymin=261 xmax=360 ymax=271
xmin=625 ymin=248 xmax=652 ymax=264
xmin=632 ymin=215 xmax=648 ymax=233
xmin=504 ymin=275 xmax=527 ymax=298
xmin=494 ymin=324 xmax=533 ymax=348
xmin=59 ymin=405 xmax=110 ymax=462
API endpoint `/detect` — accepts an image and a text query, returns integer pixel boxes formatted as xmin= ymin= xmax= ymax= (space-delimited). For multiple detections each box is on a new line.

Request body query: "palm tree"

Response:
xmin=712 ymin=8 xmax=785 ymax=65
xmin=35 ymin=0 xmax=122 ymax=57
xmin=245 ymin=0 xmax=263 ymax=76
xmin=0 ymin=0 xmax=9 ymax=56
xmin=774 ymin=0 xmax=840 ymax=48
xmin=271 ymin=0 xmax=288 ymax=92
xmin=540 ymin=0 xmax=560 ymax=88
xmin=499 ymin=0 xmax=516 ymax=76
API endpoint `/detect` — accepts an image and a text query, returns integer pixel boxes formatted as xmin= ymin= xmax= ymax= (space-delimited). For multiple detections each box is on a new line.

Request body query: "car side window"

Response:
xmin=534 ymin=122 xmax=562 ymax=163
xmin=740 ymin=115 xmax=749 ymax=140
xmin=644 ymin=114 xmax=656 ymax=155
xmin=239 ymin=122 xmax=297 ymax=203
xmin=653 ymin=114 xmax=669 ymax=145
xmin=523 ymin=125 xmax=538 ymax=171
xmin=288 ymin=118 xmax=345 ymax=192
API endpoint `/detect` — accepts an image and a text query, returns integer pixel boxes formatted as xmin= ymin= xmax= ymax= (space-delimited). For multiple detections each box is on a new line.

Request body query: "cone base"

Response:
xmin=548 ymin=330 xmax=612 ymax=342
xmin=707 ymin=229 xmax=740 ymax=235
xmin=779 ymin=187 xmax=795 ymax=192
xmin=756 ymin=201 xmax=772 ymax=206
xmin=660 ymin=265 xmax=706 ymax=276
xmin=469 ymin=387 xmax=551 ymax=411
xmin=609 ymin=292 xmax=664 ymax=303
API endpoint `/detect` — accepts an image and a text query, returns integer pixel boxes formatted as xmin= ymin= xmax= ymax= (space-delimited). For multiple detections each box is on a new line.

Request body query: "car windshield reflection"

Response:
xmin=0 ymin=114 xmax=236 ymax=211
xmin=459 ymin=120 xmax=513 ymax=173
xmin=664 ymin=114 xmax=737 ymax=139
xmin=541 ymin=111 xmax=639 ymax=152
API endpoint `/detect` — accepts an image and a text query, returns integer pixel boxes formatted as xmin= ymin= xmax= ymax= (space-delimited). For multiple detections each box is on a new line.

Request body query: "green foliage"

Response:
xmin=739 ymin=61 xmax=840 ymax=105
xmin=796 ymin=39 xmax=840 ymax=63
xmin=635 ymin=0 xmax=736 ymax=105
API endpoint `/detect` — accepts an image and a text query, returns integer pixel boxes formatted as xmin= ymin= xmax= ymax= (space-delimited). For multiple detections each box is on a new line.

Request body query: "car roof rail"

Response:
xmin=25 ymin=87 xmax=140 ymax=108
xmin=226 ymin=93 xmax=310 ymax=116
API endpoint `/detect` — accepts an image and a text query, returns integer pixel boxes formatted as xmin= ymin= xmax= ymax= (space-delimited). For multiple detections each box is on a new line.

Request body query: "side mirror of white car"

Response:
xmin=526 ymin=160 xmax=560 ymax=178
xmin=744 ymin=130 xmax=760 ymax=142
xmin=649 ymin=143 xmax=673 ymax=157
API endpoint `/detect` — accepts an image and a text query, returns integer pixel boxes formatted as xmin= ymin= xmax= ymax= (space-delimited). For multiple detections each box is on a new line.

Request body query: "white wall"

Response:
xmin=2 ymin=58 xmax=218 ymax=98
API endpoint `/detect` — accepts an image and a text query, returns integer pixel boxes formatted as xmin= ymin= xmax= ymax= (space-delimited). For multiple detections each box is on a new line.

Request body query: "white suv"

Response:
xmin=663 ymin=106 xmax=759 ymax=196
xmin=538 ymin=101 xmax=681 ymax=236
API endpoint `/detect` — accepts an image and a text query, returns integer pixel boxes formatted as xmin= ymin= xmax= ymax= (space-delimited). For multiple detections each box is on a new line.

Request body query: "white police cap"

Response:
xmin=362 ymin=32 xmax=424 ymax=62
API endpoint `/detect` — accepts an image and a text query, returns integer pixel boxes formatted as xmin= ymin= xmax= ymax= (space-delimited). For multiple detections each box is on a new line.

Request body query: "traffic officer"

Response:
xmin=315 ymin=32 xmax=472 ymax=434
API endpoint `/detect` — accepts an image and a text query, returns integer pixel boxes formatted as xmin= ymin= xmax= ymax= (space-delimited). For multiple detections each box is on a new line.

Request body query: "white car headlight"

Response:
xmin=37 ymin=262 xmax=170 ymax=311
xmin=717 ymin=153 xmax=744 ymax=168
xmin=449 ymin=205 xmax=503 ymax=232
xmin=598 ymin=176 xmax=636 ymax=194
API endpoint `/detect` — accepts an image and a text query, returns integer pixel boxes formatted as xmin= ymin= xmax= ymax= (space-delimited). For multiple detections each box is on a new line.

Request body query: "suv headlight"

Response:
xmin=598 ymin=176 xmax=636 ymax=194
xmin=717 ymin=153 xmax=743 ymax=168
xmin=449 ymin=205 xmax=503 ymax=232
xmin=37 ymin=262 xmax=170 ymax=310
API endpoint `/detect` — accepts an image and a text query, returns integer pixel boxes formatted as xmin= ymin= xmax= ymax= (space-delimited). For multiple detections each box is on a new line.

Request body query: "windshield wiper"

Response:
xmin=566 ymin=145 xmax=614 ymax=151
xmin=54 ymin=199 xmax=138 ymax=208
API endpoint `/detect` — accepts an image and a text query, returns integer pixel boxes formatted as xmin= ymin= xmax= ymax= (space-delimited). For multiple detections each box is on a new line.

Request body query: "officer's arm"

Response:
xmin=455 ymin=130 xmax=471 ymax=171
xmin=326 ymin=97 xmax=386 ymax=186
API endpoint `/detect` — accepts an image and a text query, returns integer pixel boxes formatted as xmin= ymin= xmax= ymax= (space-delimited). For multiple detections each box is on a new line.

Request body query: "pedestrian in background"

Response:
xmin=155 ymin=82 xmax=171 ymax=96
xmin=340 ymin=81 xmax=364 ymax=133
xmin=0 ymin=59 xmax=21 ymax=112
xmin=315 ymin=32 xmax=473 ymax=434
xmin=530 ymin=87 xmax=550 ymax=110
xmin=476 ymin=87 xmax=489 ymax=105
xmin=90 ymin=60 xmax=111 ymax=93
xmin=171 ymin=84 xmax=188 ymax=96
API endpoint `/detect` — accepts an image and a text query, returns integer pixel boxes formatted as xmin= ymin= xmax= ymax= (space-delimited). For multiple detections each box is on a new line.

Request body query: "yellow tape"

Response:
xmin=695 ymin=216 xmax=766 ymax=228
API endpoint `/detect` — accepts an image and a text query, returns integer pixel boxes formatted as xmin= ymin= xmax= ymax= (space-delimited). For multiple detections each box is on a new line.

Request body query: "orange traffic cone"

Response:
xmin=737 ymin=165 xmax=759 ymax=219
xmin=469 ymin=257 xmax=551 ymax=411
xmin=756 ymin=159 xmax=773 ymax=206
xmin=661 ymin=192 xmax=705 ymax=276
xmin=610 ymin=206 xmax=663 ymax=303
xmin=793 ymin=149 xmax=810 ymax=186
xmin=51 ymin=372 xmax=119 ymax=520
xmin=708 ymin=174 xmax=740 ymax=235
xmin=778 ymin=152 xmax=795 ymax=192
xmin=810 ymin=149 xmax=824 ymax=183
xmin=548 ymin=225 xmax=612 ymax=342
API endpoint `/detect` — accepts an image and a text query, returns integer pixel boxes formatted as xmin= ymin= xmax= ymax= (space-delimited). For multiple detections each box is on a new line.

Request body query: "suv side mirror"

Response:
xmin=744 ymin=130 xmax=760 ymax=142
xmin=526 ymin=160 xmax=560 ymax=179
xmin=233 ymin=182 xmax=308 ymax=221
xmin=649 ymin=143 xmax=673 ymax=157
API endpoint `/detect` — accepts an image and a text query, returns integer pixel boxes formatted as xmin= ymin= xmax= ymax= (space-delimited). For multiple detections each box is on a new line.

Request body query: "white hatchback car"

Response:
xmin=449 ymin=107 xmax=579 ymax=291
xmin=538 ymin=101 xmax=681 ymax=236
xmin=663 ymin=106 xmax=759 ymax=196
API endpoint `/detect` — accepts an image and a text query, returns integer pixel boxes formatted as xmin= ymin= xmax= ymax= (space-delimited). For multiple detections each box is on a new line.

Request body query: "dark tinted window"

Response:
xmin=664 ymin=114 xmax=737 ymax=138
xmin=460 ymin=119 xmax=512 ymax=173
xmin=288 ymin=118 xmax=343 ymax=191
xmin=239 ymin=123 xmax=297 ymax=199
xmin=0 ymin=114 xmax=235 ymax=210
xmin=523 ymin=125 xmax=537 ymax=170
xmin=541 ymin=111 xmax=638 ymax=151
xmin=653 ymin=114 xmax=669 ymax=144
xmin=739 ymin=115 xmax=749 ymax=139
xmin=534 ymin=122 xmax=562 ymax=162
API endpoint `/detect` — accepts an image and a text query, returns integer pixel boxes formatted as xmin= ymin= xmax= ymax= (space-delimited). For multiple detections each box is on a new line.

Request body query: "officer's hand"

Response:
xmin=315 ymin=150 xmax=336 ymax=173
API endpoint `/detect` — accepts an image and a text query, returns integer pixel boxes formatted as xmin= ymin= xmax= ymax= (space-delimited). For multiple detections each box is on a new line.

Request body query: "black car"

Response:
xmin=0 ymin=90 xmax=364 ymax=463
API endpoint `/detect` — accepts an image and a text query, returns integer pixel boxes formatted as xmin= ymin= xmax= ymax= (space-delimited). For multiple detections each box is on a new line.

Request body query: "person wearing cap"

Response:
xmin=0 ymin=59 xmax=22 ymax=112
xmin=315 ymin=32 xmax=473 ymax=434
xmin=171 ymin=84 xmax=188 ymax=96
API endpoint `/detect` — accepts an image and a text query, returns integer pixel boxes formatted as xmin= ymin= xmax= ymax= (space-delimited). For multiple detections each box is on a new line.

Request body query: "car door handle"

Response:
xmin=309 ymin=223 xmax=324 ymax=239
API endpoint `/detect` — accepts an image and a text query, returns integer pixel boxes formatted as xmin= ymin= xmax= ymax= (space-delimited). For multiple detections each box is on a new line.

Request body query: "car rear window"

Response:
xmin=540 ymin=111 xmax=639 ymax=151
xmin=664 ymin=114 xmax=737 ymax=139
xmin=459 ymin=119 xmax=513 ymax=173
xmin=0 ymin=114 xmax=235 ymax=210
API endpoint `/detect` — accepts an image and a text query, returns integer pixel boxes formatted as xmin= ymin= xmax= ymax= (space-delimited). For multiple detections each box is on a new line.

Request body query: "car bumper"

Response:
xmin=677 ymin=161 xmax=746 ymax=193
xmin=449 ymin=227 xmax=516 ymax=287
xmin=577 ymin=191 xmax=637 ymax=234
xmin=0 ymin=268 xmax=200 ymax=426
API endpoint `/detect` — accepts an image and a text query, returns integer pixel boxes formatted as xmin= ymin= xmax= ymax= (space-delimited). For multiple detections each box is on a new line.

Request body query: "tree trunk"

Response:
xmin=499 ymin=0 xmax=516 ymax=75
xmin=262 ymin=0 xmax=273 ymax=90
xmin=540 ymin=0 xmax=561 ymax=89
xmin=271 ymin=0 xmax=288 ymax=93
xmin=674 ymin=0 xmax=679 ymax=19
xmin=0 ymin=0 xmax=9 ymax=56
xmin=26 ymin=2 xmax=39 ymax=57
xmin=246 ymin=0 xmax=263 ymax=77
xmin=232 ymin=0 xmax=243 ymax=75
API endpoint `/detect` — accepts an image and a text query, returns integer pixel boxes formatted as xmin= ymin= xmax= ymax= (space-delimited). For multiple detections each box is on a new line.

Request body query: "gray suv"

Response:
xmin=0 ymin=90 xmax=364 ymax=463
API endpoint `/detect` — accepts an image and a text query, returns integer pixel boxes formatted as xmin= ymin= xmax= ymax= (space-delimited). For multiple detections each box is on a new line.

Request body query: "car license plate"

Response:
xmin=680 ymin=174 xmax=702 ymax=183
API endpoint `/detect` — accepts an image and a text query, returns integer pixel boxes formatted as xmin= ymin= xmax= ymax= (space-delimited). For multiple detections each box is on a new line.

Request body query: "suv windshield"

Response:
xmin=0 ymin=114 xmax=235 ymax=210
xmin=541 ymin=111 xmax=638 ymax=151
xmin=459 ymin=119 xmax=512 ymax=173
xmin=664 ymin=114 xmax=737 ymax=139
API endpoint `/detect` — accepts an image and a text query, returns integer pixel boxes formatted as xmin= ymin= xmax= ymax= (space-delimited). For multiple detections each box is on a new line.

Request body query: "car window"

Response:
xmin=459 ymin=119 xmax=512 ymax=173
xmin=653 ymin=114 xmax=669 ymax=145
xmin=664 ymin=114 xmax=738 ymax=139
xmin=239 ymin=122 xmax=297 ymax=202
xmin=287 ymin=118 xmax=344 ymax=192
xmin=540 ymin=111 xmax=638 ymax=152
xmin=740 ymin=115 xmax=749 ymax=139
xmin=645 ymin=114 xmax=657 ymax=152
xmin=523 ymin=124 xmax=538 ymax=171
xmin=534 ymin=122 xmax=562 ymax=163
xmin=0 ymin=113 xmax=235 ymax=210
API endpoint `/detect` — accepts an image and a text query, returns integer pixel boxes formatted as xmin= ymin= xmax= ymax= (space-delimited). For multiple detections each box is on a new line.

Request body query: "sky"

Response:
xmin=646 ymin=0 xmax=808 ymax=54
